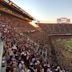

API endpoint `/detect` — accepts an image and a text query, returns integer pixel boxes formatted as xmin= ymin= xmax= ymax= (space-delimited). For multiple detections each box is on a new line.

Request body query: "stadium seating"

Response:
xmin=38 ymin=23 xmax=72 ymax=35
xmin=0 ymin=12 xmax=70 ymax=72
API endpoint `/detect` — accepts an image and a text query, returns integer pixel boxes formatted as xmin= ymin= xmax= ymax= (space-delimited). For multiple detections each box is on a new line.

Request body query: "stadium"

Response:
xmin=0 ymin=0 xmax=72 ymax=72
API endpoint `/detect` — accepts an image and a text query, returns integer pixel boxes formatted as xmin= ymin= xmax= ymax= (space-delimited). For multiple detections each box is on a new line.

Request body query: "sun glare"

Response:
xmin=29 ymin=21 xmax=39 ymax=28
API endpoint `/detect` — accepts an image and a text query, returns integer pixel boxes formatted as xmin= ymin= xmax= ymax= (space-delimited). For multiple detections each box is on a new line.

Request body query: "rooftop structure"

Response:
xmin=0 ymin=0 xmax=35 ymax=21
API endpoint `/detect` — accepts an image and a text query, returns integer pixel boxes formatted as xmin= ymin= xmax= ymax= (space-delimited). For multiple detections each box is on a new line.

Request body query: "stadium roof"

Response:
xmin=0 ymin=0 xmax=35 ymax=21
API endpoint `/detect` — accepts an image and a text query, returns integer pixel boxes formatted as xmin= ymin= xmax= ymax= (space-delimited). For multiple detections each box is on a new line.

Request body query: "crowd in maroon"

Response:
xmin=0 ymin=13 xmax=67 ymax=72
xmin=38 ymin=24 xmax=72 ymax=34
xmin=2 ymin=36 xmax=66 ymax=72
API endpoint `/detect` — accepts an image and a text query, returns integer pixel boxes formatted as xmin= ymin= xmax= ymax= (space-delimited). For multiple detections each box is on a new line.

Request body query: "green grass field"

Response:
xmin=63 ymin=40 xmax=72 ymax=48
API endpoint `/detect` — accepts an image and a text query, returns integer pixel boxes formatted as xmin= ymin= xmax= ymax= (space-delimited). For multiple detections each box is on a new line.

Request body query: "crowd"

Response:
xmin=38 ymin=24 xmax=72 ymax=34
xmin=0 ymin=13 xmax=67 ymax=72
xmin=2 ymin=37 xmax=66 ymax=72
xmin=1 ymin=30 xmax=66 ymax=72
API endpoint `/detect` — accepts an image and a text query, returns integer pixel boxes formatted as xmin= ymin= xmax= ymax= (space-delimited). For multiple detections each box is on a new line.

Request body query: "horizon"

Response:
xmin=11 ymin=0 xmax=72 ymax=23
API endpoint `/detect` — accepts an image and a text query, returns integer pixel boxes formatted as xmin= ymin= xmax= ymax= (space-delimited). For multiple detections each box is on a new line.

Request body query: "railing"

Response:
xmin=0 ymin=33 xmax=3 ymax=71
xmin=48 ymin=33 xmax=72 ymax=36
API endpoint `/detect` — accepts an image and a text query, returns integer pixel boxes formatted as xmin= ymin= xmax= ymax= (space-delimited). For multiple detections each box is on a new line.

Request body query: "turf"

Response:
xmin=64 ymin=40 xmax=72 ymax=48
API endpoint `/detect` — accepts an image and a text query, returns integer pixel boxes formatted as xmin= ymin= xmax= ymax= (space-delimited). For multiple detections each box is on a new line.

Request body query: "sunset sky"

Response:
xmin=11 ymin=0 xmax=72 ymax=22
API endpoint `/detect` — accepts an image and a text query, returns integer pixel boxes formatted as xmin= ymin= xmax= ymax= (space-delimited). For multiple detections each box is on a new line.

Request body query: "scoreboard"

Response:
xmin=57 ymin=17 xmax=70 ymax=23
